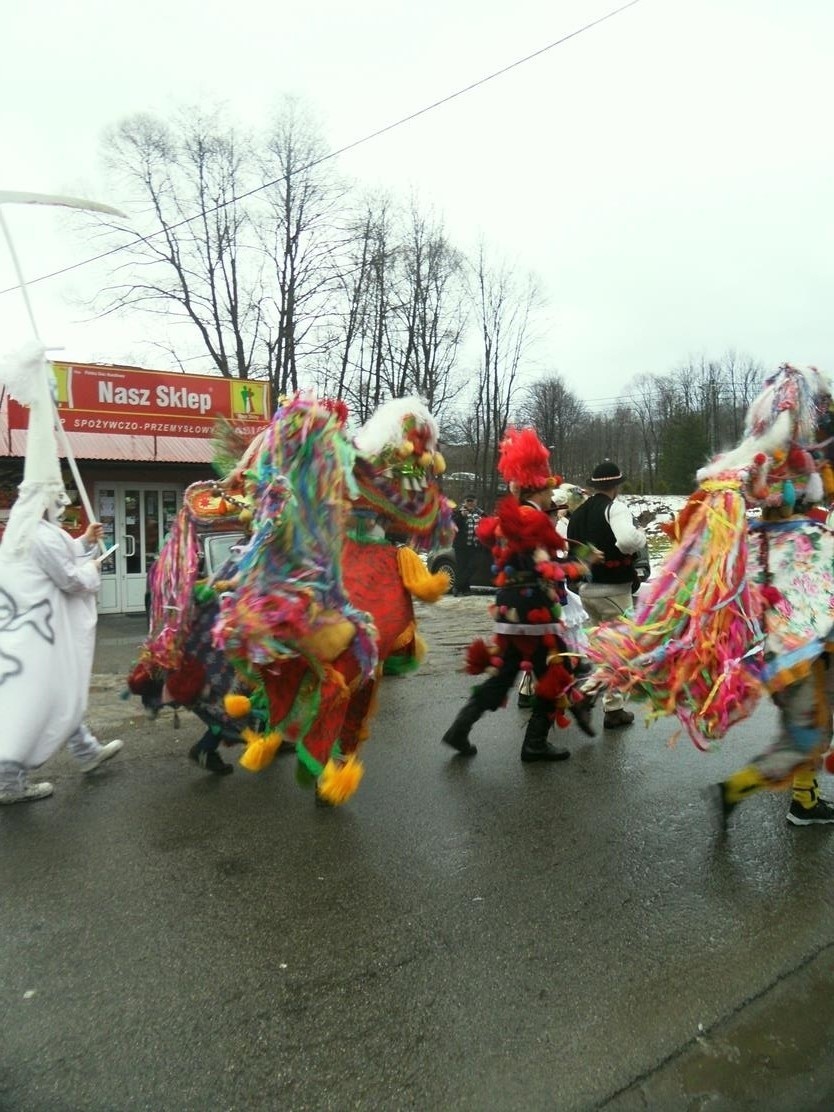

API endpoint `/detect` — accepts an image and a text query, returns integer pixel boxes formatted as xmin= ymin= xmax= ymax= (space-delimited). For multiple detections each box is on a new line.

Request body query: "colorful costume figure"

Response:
xmin=0 ymin=346 xmax=122 ymax=803
xmin=128 ymin=480 xmax=272 ymax=775
xmin=132 ymin=393 xmax=452 ymax=804
xmin=441 ymin=427 xmax=596 ymax=763
xmin=587 ymin=364 xmax=834 ymax=828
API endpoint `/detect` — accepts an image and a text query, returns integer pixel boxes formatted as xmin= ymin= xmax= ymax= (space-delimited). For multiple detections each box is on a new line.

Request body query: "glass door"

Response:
xmin=95 ymin=482 xmax=184 ymax=613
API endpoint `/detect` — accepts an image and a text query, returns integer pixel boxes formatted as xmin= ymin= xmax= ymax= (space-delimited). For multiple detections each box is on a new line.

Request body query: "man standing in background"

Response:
xmin=567 ymin=460 xmax=646 ymax=729
xmin=451 ymin=493 xmax=483 ymax=596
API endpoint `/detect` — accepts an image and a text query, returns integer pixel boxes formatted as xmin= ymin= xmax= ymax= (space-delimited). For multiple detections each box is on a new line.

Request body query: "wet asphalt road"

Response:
xmin=2 ymin=598 xmax=834 ymax=1111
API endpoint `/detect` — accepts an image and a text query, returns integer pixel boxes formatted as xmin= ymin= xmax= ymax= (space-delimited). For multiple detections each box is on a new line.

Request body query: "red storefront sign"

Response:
xmin=7 ymin=362 xmax=271 ymax=439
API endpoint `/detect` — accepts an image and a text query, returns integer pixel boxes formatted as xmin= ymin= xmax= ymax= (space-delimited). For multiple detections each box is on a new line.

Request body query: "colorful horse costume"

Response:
xmin=587 ymin=363 xmax=834 ymax=827
xmin=130 ymin=393 xmax=452 ymax=803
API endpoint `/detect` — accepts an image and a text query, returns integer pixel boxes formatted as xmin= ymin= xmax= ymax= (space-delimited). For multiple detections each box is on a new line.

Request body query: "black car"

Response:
xmin=427 ymin=543 xmax=494 ymax=592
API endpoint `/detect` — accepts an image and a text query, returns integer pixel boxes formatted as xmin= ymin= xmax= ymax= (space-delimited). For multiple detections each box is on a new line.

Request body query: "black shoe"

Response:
xmin=520 ymin=741 xmax=570 ymax=763
xmin=517 ymin=693 xmax=534 ymax=710
xmin=787 ymin=797 xmax=834 ymax=826
xmin=574 ymin=661 xmax=593 ymax=678
xmin=704 ymin=782 xmax=736 ymax=834
xmin=441 ymin=701 xmax=481 ymax=757
xmin=189 ymin=743 xmax=233 ymax=775
xmin=570 ymin=694 xmax=596 ymax=737
xmin=603 ymin=709 xmax=634 ymax=729
xmin=442 ymin=729 xmax=478 ymax=757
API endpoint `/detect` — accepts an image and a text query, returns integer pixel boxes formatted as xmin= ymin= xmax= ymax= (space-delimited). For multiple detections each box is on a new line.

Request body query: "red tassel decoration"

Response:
xmin=465 ymin=638 xmax=494 ymax=675
xmin=166 ymin=655 xmax=207 ymax=705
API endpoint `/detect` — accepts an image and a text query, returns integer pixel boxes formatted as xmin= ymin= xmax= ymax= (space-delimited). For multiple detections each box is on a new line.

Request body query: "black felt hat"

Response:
xmin=590 ymin=460 xmax=624 ymax=485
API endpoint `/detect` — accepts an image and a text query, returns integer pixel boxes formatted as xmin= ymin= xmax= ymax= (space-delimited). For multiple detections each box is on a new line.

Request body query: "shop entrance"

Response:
xmin=94 ymin=482 xmax=183 ymax=614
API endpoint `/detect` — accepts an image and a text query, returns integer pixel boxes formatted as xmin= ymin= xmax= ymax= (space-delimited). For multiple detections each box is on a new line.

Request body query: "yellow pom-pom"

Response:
xmin=224 ymin=693 xmax=252 ymax=718
xmin=418 ymin=451 xmax=433 ymax=468
xmin=434 ymin=452 xmax=446 ymax=475
xmin=238 ymin=729 xmax=282 ymax=772
xmin=317 ymin=754 xmax=364 ymax=805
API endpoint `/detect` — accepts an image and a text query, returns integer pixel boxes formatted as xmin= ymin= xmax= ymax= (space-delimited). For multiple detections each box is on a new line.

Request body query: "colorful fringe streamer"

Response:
xmin=588 ymin=482 xmax=766 ymax=747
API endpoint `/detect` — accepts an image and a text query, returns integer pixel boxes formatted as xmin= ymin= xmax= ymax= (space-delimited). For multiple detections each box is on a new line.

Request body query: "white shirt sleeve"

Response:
xmin=606 ymin=499 xmax=647 ymax=555
xmin=32 ymin=523 xmax=100 ymax=595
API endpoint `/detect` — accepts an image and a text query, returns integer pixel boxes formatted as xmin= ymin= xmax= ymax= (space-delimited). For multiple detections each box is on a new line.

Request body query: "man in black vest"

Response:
xmin=451 ymin=493 xmax=483 ymax=596
xmin=567 ymin=460 xmax=646 ymax=729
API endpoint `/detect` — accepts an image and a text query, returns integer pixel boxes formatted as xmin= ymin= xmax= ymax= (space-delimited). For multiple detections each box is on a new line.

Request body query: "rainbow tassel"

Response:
xmin=589 ymin=483 xmax=766 ymax=747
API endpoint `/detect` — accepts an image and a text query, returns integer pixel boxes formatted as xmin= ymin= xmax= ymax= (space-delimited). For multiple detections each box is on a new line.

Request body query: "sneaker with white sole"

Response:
xmin=0 ymin=781 xmax=54 ymax=804
xmin=787 ymin=797 xmax=834 ymax=826
xmin=77 ymin=739 xmax=124 ymax=774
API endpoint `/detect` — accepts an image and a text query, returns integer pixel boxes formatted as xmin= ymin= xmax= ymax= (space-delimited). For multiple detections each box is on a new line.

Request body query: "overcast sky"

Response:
xmin=2 ymin=0 xmax=833 ymax=408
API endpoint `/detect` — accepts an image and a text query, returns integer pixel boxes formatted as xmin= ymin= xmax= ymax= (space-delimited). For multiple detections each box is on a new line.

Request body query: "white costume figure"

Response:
xmin=0 ymin=346 xmax=121 ymax=804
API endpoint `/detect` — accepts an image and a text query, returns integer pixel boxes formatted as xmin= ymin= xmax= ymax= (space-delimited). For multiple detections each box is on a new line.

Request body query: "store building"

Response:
xmin=0 ymin=361 xmax=270 ymax=614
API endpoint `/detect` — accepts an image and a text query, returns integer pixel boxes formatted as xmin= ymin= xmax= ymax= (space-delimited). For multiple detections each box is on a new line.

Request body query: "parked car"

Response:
xmin=427 ymin=543 xmax=494 ymax=593
xmin=145 ymin=531 xmax=247 ymax=621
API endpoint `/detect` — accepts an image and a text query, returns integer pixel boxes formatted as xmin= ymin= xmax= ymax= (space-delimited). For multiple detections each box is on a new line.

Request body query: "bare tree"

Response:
xmin=93 ymin=107 xmax=264 ymax=378
xmin=515 ymin=373 xmax=588 ymax=479
xmin=467 ymin=245 xmax=542 ymax=507
xmin=257 ymin=96 xmax=346 ymax=395
xmin=383 ymin=201 xmax=468 ymax=417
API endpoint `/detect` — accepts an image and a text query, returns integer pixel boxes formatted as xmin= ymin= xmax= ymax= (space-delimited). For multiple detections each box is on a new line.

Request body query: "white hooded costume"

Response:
xmin=0 ymin=345 xmax=99 ymax=770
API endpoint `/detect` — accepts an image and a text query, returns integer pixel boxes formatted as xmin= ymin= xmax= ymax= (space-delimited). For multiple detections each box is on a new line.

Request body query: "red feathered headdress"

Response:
xmin=497 ymin=427 xmax=557 ymax=492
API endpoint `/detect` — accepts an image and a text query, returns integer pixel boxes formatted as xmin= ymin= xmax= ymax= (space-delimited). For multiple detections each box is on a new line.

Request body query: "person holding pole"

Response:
xmin=0 ymin=346 xmax=122 ymax=804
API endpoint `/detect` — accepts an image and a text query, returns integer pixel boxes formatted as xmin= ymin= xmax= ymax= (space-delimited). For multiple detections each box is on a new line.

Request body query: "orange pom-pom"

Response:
xmin=224 ymin=693 xmax=253 ymax=718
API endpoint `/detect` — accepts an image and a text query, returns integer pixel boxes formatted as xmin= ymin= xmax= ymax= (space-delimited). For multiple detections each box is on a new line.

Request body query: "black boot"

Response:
xmin=441 ymin=699 xmax=481 ymax=756
xmin=569 ymin=692 xmax=597 ymax=737
xmin=520 ymin=713 xmax=570 ymax=763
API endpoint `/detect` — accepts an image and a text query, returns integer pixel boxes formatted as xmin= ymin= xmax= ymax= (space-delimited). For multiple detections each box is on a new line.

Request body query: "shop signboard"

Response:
xmin=7 ymin=362 xmax=271 ymax=439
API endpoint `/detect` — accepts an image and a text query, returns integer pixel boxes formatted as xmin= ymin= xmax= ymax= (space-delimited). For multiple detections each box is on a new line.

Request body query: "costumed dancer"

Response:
xmin=517 ymin=486 xmax=591 ymax=708
xmin=0 ymin=346 xmax=122 ymax=804
xmin=586 ymin=363 xmax=834 ymax=829
xmin=212 ymin=393 xmax=453 ymax=804
xmin=441 ymin=427 xmax=596 ymax=763
xmin=127 ymin=473 xmax=273 ymax=776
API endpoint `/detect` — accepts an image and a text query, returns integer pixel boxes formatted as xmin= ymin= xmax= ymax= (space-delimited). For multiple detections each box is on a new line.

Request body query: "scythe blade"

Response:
xmin=0 ymin=190 xmax=126 ymax=218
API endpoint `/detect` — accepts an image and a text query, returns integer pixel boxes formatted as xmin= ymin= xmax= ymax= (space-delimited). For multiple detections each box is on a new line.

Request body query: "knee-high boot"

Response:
xmin=520 ymin=710 xmax=570 ymax=763
xmin=441 ymin=699 xmax=482 ymax=756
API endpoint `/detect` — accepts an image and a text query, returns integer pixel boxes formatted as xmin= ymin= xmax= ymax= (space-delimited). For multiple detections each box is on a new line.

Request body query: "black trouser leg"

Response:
xmin=441 ymin=699 xmax=482 ymax=755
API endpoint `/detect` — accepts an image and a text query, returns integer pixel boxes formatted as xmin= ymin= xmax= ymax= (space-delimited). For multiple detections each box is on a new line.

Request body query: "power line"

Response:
xmin=0 ymin=0 xmax=642 ymax=299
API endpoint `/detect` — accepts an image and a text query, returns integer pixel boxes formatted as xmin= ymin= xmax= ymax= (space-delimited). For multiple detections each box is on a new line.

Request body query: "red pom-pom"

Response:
xmin=465 ymin=638 xmax=494 ymax=675
xmin=527 ymin=607 xmax=553 ymax=624
xmin=520 ymin=660 xmax=533 ymax=672
xmin=322 ymin=398 xmax=349 ymax=427
xmin=534 ymin=663 xmax=573 ymax=702
xmin=165 ymin=655 xmax=207 ymax=704
xmin=753 ymin=452 xmax=767 ymax=466
xmin=127 ymin=660 xmax=157 ymax=695
xmin=555 ymin=711 xmax=571 ymax=729
xmin=824 ymin=749 xmax=834 ymax=775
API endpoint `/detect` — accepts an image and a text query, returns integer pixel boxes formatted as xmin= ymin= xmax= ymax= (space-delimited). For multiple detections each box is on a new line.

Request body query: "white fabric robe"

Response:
xmin=0 ymin=520 xmax=99 ymax=768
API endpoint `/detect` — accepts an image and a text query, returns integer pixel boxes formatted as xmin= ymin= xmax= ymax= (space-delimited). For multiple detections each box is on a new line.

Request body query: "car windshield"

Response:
xmin=203 ymin=533 xmax=246 ymax=576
